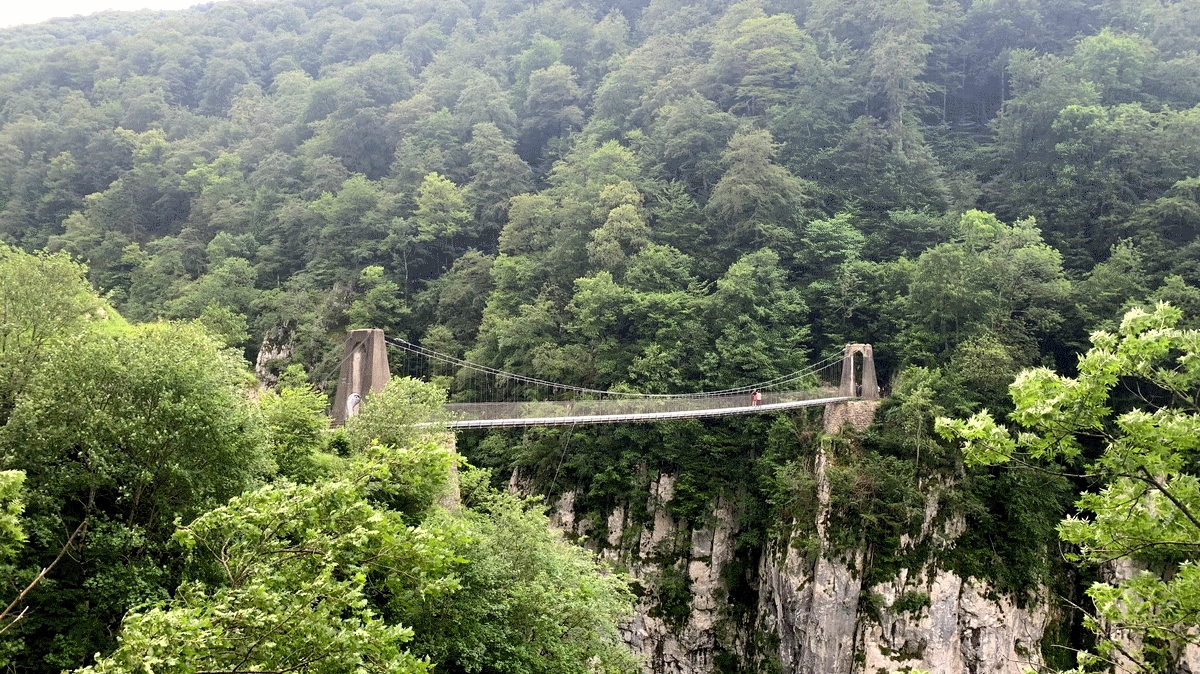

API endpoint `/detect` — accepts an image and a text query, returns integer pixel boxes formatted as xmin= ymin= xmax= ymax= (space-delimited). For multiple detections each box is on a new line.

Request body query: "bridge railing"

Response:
xmin=443 ymin=388 xmax=842 ymax=423
xmin=331 ymin=330 xmax=878 ymax=426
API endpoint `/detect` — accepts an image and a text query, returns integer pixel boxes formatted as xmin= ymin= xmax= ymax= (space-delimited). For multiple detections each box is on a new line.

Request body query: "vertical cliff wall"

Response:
xmin=532 ymin=401 xmax=1056 ymax=674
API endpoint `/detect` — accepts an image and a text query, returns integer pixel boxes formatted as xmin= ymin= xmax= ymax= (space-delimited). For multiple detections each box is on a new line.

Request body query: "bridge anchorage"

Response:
xmin=332 ymin=329 xmax=878 ymax=429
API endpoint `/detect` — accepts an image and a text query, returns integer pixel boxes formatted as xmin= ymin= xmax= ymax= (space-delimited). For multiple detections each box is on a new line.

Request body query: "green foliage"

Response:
xmin=647 ymin=563 xmax=693 ymax=631
xmin=852 ymin=365 xmax=1075 ymax=598
xmin=764 ymin=426 xmax=925 ymax=574
xmin=407 ymin=472 xmax=639 ymax=674
xmin=939 ymin=463 xmax=1074 ymax=599
xmin=260 ymin=365 xmax=329 ymax=482
xmin=3 ymin=0 xmax=1200 ymax=667
xmin=4 ymin=322 xmax=266 ymax=523
xmin=345 ymin=377 xmax=449 ymax=450
xmin=0 ymin=471 xmax=25 ymax=560
xmin=343 ymin=378 xmax=457 ymax=516
xmin=414 ymin=173 xmax=472 ymax=242
xmin=196 ymin=302 xmax=250 ymax=349
xmin=0 ymin=321 xmax=268 ymax=668
xmin=76 ymin=375 xmax=635 ymax=674
xmin=0 ymin=246 xmax=100 ymax=415
xmin=348 ymin=265 xmax=408 ymax=334
xmin=168 ymin=258 xmax=259 ymax=324
xmin=824 ymin=449 xmax=923 ymax=556
xmin=904 ymin=211 xmax=1070 ymax=358
xmin=80 ymin=468 xmax=462 ymax=674
xmin=940 ymin=303 xmax=1200 ymax=670
xmin=891 ymin=591 xmax=931 ymax=615
xmin=706 ymin=130 xmax=805 ymax=247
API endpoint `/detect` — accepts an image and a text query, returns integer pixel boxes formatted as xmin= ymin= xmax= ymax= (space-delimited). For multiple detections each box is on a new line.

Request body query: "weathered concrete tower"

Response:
xmin=825 ymin=343 xmax=881 ymax=433
xmin=332 ymin=328 xmax=390 ymax=426
xmin=838 ymin=343 xmax=878 ymax=400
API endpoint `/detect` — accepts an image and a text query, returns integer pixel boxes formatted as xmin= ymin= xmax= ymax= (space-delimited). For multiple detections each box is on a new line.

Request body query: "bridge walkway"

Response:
xmin=331 ymin=330 xmax=878 ymax=428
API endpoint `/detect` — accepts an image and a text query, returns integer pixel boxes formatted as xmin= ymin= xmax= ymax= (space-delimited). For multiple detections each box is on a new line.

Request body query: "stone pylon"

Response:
xmin=838 ymin=343 xmax=878 ymax=400
xmin=332 ymin=328 xmax=390 ymax=426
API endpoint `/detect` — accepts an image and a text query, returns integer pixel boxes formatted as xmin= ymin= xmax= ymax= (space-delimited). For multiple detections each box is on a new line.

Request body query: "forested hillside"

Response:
xmin=0 ymin=248 xmax=638 ymax=673
xmin=2 ymin=0 xmax=1200 ymax=670
xmin=1 ymin=0 xmax=1197 ymax=380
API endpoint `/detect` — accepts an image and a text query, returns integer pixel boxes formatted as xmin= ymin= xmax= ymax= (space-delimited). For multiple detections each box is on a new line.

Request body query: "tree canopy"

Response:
xmin=1 ymin=0 xmax=1200 ymax=669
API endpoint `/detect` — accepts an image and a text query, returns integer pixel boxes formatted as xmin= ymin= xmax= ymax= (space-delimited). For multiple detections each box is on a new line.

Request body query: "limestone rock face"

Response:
xmin=757 ymin=441 xmax=863 ymax=674
xmin=1180 ymin=644 xmax=1200 ymax=673
xmin=618 ymin=476 xmax=739 ymax=674
xmin=859 ymin=569 xmax=1047 ymax=674
xmin=537 ymin=468 xmax=1052 ymax=674
xmin=519 ymin=404 xmax=1055 ymax=674
xmin=758 ymin=543 xmax=863 ymax=674
xmin=254 ymin=329 xmax=294 ymax=385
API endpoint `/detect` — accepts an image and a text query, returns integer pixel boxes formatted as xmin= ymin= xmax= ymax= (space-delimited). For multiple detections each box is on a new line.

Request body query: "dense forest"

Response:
xmin=1 ymin=0 xmax=1200 ymax=670
xmin=2 ymin=0 xmax=1198 ymax=380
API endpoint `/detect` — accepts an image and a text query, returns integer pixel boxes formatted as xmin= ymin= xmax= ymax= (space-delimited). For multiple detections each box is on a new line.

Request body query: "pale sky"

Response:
xmin=2 ymin=0 xmax=225 ymax=28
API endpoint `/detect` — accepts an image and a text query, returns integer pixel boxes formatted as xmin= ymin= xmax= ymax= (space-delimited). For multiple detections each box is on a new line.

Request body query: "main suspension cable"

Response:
xmin=384 ymin=336 xmax=842 ymax=399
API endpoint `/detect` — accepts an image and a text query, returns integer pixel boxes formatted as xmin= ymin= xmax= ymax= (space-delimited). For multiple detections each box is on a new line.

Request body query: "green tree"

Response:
xmin=706 ymin=129 xmax=805 ymax=248
xmin=0 ymin=472 xmax=24 ymax=561
xmin=1074 ymin=240 xmax=1151 ymax=330
xmin=587 ymin=203 xmax=651 ymax=275
xmin=465 ymin=123 xmax=533 ymax=235
xmin=342 ymin=378 xmax=455 ymax=515
xmin=939 ymin=303 xmax=1200 ymax=672
xmin=80 ymin=378 xmax=636 ymax=674
xmin=168 ymin=257 xmax=259 ymax=323
xmin=196 ymin=58 xmax=251 ymax=117
xmin=865 ymin=0 xmax=939 ymax=144
xmin=795 ymin=211 xmax=865 ymax=279
xmin=520 ymin=64 xmax=584 ymax=160
xmin=0 ymin=247 xmax=100 ymax=417
xmin=416 ymin=251 xmax=495 ymax=345
xmin=904 ymin=210 xmax=1071 ymax=357
xmin=0 ymin=469 xmax=26 ymax=662
xmin=414 ymin=172 xmax=473 ymax=243
xmin=702 ymin=248 xmax=809 ymax=387
xmin=455 ymin=76 xmax=519 ymax=138
xmin=309 ymin=175 xmax=393 ymax=277
xmin=407 ymin=470 xmax=639 ymax=674
xmin=0 ymin=322 xmax=267 ymax=669
xmin=197 ymin=302 xmax=251 ymax=349
xmin=648 ymin=94 xmax=738 ymax=191
xmin=348 ymin=265 xmax=409 ymax=335
xmin=260 ymin=365 xmax=330 ymax=482
xmin=78 ymin=474 xmax=459 ymax=674
xmin=1073 ymin=28 xmax=1153 ymax=105
xmin=816 ymin=116 xmax=950 ymax=217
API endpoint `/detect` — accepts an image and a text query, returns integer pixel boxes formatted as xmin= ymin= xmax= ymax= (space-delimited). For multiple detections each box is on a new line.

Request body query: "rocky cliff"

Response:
xmin=535 ymin=401 xmax=1055 ymax=674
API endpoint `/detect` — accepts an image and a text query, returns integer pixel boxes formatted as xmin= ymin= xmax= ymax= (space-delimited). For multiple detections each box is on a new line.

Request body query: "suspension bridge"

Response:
xmin=331 ymin=329 xmax=878 ymax=429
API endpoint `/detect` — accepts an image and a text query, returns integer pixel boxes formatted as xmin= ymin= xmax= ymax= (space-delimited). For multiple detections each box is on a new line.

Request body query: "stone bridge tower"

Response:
xmin=838 ymin=343 xmax=878 ymax=400
xmin=826 ymin=343 xmax=881 ymax=433
xmin=332 ymin=328 xmax=390 ymax=426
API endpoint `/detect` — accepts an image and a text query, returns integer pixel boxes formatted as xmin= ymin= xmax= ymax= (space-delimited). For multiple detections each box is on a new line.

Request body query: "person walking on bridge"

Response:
xmin=752 ymin=389 xmax=762 ymax=406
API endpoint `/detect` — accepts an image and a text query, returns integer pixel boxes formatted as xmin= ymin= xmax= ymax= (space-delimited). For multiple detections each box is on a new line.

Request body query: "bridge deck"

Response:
xmin=441 ymin=396 xmax=856 ymax=429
